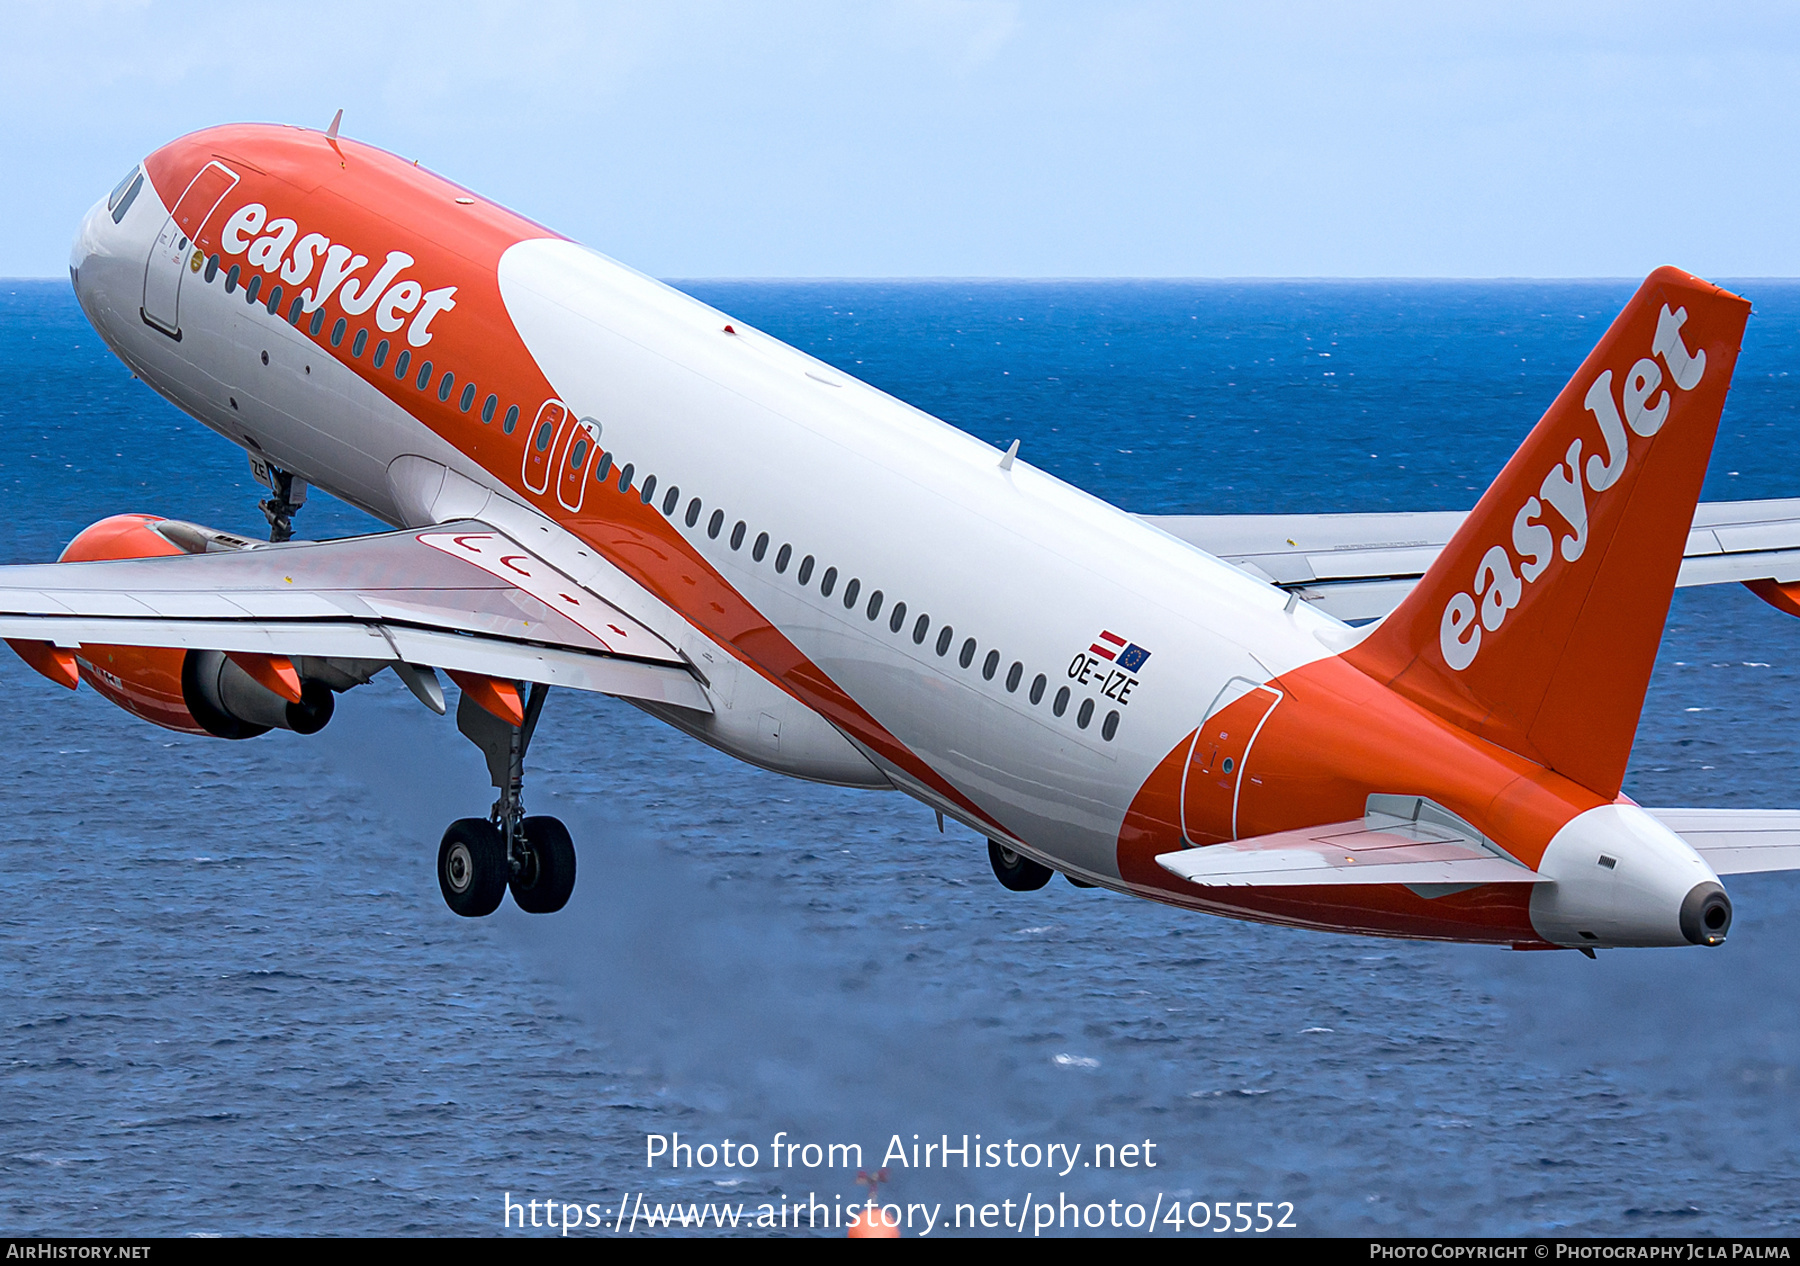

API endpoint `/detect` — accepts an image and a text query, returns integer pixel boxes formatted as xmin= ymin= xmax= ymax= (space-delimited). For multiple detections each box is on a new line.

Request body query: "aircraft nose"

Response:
xmin=69 ymin=199 xmax=103 ymax=292
xmin=71 ymin=164 xmax=144 ymax=294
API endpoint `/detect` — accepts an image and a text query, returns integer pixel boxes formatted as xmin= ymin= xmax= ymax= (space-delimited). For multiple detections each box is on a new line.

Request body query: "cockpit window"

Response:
xmin=108 ymin=169 xmax=144 ymax=224
xmin=107 ymin=166 xmax=140 ymax=212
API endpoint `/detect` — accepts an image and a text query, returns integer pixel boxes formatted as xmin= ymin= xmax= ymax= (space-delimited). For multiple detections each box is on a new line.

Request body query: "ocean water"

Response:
xmin=1 ymin=277 xmax=1798 ymax=1236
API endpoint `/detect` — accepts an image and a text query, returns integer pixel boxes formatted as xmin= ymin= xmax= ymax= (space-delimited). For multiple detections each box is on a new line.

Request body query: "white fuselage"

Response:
xmin=70 ymin=167 xmax=1346 ymax=886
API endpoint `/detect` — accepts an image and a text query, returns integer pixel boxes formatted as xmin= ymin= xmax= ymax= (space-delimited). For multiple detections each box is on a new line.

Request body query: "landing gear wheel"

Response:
xmin=988 ymin=839 xmax=1053 ymax=892
xmin=511 ymin=815 xmax=577 ymax=914
xmin=439 ymin=818 xmax=507 ymax=917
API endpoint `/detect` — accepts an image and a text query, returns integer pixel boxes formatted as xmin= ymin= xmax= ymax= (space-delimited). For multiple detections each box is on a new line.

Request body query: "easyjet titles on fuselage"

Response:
xmin=217 ymin=200 xmax=458 ymax=349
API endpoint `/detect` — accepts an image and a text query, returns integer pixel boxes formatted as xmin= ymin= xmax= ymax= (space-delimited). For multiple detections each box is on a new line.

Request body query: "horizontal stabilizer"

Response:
xmin=1648 ymin=807 xmax=1800 ymax=875
xmin=1156 ymin=795 xmax=1544 ymax=889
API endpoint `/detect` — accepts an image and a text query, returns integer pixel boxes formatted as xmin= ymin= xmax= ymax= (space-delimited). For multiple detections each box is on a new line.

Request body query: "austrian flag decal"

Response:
xmin=1091 ymin=630 xmax=1151 ymax=674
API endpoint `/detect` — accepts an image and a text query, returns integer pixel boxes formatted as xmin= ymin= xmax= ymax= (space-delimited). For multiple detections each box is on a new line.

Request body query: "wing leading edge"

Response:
xmin=0 ymin=519 xmax=710 ymax=711
xmin=1145 ymin=499 xmax=1800 ymax=623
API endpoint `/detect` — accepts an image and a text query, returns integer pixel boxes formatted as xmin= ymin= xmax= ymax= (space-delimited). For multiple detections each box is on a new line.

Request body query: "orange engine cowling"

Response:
xmin=45 ymin=514 xmax=334 ymax=739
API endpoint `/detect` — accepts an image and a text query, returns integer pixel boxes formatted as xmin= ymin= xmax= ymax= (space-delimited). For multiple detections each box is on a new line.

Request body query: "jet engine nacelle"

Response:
xmin=48 ymin=514 xmax=335 ymax=740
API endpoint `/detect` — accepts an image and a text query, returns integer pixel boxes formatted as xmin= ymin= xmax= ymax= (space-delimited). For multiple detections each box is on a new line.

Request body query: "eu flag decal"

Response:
xmin=1117 ymin=643 xmax=1151 ymax=673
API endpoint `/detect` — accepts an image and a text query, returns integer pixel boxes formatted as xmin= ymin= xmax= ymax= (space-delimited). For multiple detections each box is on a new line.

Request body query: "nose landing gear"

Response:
xmin=248 ymin=455 xmax=307 ymax=543
xmin=436 ymin=680 xmax=578 ymax=917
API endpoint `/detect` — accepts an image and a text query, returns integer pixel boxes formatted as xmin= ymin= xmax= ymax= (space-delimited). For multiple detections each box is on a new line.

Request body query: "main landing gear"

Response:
xmin=986 ymin=838 xmax=1099 ymax=892
xmin=437 ymin=681 xmax=577 ymax=917
xmin=988 ymin=839 xmax=1053 ymax=891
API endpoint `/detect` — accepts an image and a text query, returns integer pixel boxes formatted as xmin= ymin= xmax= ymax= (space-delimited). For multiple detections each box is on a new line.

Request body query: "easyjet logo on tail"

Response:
xmin=1438 ymin=305 xmax=1707 ymax=672
xmin=217 ymin=202 xmax=457 ymax=347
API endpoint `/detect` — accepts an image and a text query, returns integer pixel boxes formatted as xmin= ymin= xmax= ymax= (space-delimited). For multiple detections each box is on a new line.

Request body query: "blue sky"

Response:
xmin=6 ymin=1 xmax=1798 ymax=278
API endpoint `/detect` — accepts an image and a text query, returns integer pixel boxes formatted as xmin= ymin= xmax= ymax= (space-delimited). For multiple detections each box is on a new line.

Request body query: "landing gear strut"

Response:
xmin=437 ymin=681 xmax=578 ymax=917
xmin=249 ymin=455 xmax=308 ymax=543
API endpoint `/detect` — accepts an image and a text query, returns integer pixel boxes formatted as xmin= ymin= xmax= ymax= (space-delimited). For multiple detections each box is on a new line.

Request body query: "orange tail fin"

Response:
xmin=1344 ymin=267 xmax=1751 ymax=798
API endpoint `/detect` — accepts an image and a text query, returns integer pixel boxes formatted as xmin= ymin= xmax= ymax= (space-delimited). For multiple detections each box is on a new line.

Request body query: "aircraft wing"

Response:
xmin=1647 ymin=808 xmax=1800 ymax=875
xmin=0 ymin=519 xmax=710 ymax=711
xmin=1155 ymin=797 xmax=1545 ymax=888
xmin=1144 ymin=498 xmax=1800 ymax=623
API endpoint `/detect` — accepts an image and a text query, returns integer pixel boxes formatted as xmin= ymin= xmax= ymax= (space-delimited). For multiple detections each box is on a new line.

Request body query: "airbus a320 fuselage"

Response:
xmin=30 ymin=120 xmax=1800 ymax=948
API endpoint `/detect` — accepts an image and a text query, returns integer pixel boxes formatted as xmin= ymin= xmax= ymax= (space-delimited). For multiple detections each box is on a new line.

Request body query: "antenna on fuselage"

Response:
xmin=998 ymin=438 xmax=1019 ymax=471
xmin=325 ymin=108 xmax=343 ymax=140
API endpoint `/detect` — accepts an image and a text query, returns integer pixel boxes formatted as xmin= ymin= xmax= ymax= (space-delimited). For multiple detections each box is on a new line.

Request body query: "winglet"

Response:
xmin=1344 ymin=268 xmax=1751 ymax=798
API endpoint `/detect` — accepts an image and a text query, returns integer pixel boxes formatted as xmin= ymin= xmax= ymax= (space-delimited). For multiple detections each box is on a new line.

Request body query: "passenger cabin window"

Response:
xmin=460 ymin=384 xmax=476 ymax=412
xmin=1029 ymin=674 xmax=1047 ymax=704
xmin=912 ymin=614 xmax=930 ymax=645
xmin=1102 ymin=711 xmax=1120 ymax=741
xmin=983 ymin=650 xmax=999 ymax=680
xmin=481 ymin=394 xmax=497 ymax=422
xmin=1052 ymin=686 xmax=1071 ymax=716
xmin=502 ymin=404 xmax=519 ymax=434
xmin=959 ymin=638 xmax=976 ymax=669
xmin=663 ymin=486 xmax=680 ymax=516
xmin=393 ymin=349 xmax=410 ymax=377
xmin=686 ymin=499 xmax=702 ymax=528
xmin=888 ymin=601 xmax=907 ymax=633
xmin=225 ymin=264 xmax=240 ymax=293
xmin=1077 ymin=698 xmax=1094 ymax=729
xmin=617 ymin=462 xmax=634 ymax=493
xmin=1006 ymin=662 xmax=1023 ymax=692
xmin=205 ymin=255 xmax=219 ymax=283
xmin=333 ymin=318 xmax=347 ymax=347
xmin=797 ymin=555 xmax=814 ymax=584
xmin=417 ymin=360 xmax=434 ymax=391
xmin=842 ymin=578 xmax=860 ymax=608
xmin=640 ymin=474 xmax=657 ymax=505
xmin=732 ymin=521 xmax=748 ymax=551
xmin=773 ymin=542 xmax=790 ymax=570
xmin=594 ymin=451 xmax=613 ymax=482
xmin=866 ymin=590 xmax=882 ymax=620
xmin=819 ymin=566 xmax=836 ymax=596
xmin=709 ymin=510 xmax=725 ymax=540
xmin=752 ymin=532 xmax=769 ymax=562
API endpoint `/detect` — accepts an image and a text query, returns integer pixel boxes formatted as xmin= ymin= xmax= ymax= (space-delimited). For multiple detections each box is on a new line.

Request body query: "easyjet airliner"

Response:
xmin=13 ymin=118 xmax=1800 ymax=948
